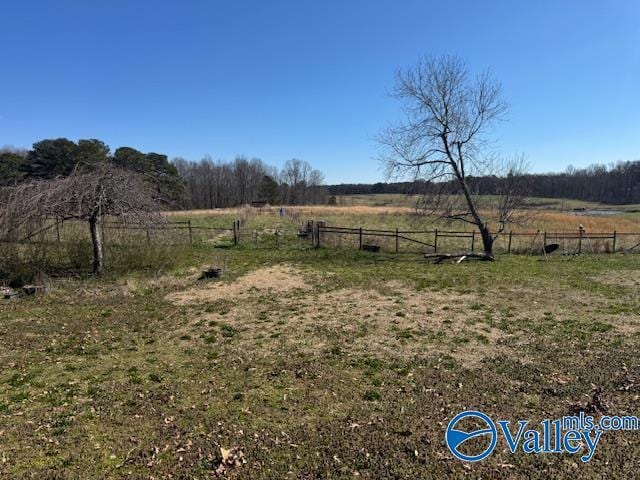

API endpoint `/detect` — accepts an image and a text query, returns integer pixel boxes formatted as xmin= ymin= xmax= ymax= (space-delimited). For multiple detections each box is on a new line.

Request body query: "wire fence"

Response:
xmin=0 ymin=217 xmax=237 ymax=247
xmin=313 ymin=224 xmax=640 ymax=255
xmin=4 ymin=215 xmax=640 ymax=256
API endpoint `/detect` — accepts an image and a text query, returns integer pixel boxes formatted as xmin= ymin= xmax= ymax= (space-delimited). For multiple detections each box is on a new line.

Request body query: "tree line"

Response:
xmin=328 ymin=160 xmax=640 ymax=205
xmin=0 ymin=139 xmax=183 ymax=205
xmin=4 ymin=139 xmax=637 ymax=208
xmin=1 ymin=140 xmax=328 ymax=209
xmin=173 ymin=156 xmax=327 ymax=209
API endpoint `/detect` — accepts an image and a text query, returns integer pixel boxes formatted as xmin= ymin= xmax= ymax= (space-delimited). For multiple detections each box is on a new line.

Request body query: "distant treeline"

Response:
xmin=328 ymin=160 xmax=640 ymax=205
xmin=1 ymin=140 xmax=328 ymax=209
xmin=4 ymin=140 xmax=638 ymax=207
xmin=173 ymin=157 xmax=327 ymax=209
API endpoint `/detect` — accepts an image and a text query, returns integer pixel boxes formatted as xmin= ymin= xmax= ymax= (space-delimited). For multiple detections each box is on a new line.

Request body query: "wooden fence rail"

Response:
xmin=315 ymin=224 xmax=637 ymax=255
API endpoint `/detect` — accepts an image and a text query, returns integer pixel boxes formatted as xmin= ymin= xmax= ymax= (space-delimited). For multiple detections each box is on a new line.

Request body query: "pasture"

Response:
xmin=1 ymin=198 xmax=639 ymax=478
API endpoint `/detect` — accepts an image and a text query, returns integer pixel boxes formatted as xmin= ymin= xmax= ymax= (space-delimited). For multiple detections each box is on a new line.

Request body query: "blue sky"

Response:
xmin=1 ymin=0 xmax=638 ymax=184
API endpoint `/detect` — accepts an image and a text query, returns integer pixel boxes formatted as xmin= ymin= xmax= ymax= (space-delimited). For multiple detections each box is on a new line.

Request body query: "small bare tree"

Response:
xmin=1 ymin=165 xmax=164 ymax=275
xmin=379 ymin=55 xmax=527 ymax=256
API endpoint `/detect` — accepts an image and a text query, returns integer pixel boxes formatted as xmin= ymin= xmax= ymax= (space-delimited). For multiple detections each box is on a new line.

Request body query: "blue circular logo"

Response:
xmin=446 ymin=410 xmax=497 ymax=462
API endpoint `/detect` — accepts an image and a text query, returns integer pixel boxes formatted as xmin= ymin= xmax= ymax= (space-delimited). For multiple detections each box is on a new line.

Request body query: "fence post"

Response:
xmin=612 ymin=230 xmax=617 ymax=253
xmin=56 ymin=217 xmax=60 ymax=243
xmin=233 ymin=221 xmax=237 ymax=245
xmin=471 ymin=231 xmax=475 ymax=252
xmin=359 ymin=227 xmax=362 ymax=250
xmin=578 ymin=226 xmax=583 ymax=254
xmin=188 ymin=220 xmax=193 ymax=245
xmin=434 ymin=229 xmax=438 ymax=253
xmin=508 ymin=231 xmax=513 ymax=255
xmin=315 ymin=222 xmax=321 ymax=248
xmin=395 ymin=228 xmax=399 ymax=253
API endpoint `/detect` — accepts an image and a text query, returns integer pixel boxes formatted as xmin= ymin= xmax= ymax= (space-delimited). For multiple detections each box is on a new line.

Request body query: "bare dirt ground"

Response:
xmin=166 ymin=266 xmax=524 ymax=367
xmin=167 ymin=265 xmax=310 ymax=305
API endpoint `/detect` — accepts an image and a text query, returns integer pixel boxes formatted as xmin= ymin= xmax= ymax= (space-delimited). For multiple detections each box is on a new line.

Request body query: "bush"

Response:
xmin=105 ymin=239 xmax=188 ymax=274
xmin=0 ymin=233 xmax=190 ymax=282
xmin=0 ymin=243 xmax=53 ymax=286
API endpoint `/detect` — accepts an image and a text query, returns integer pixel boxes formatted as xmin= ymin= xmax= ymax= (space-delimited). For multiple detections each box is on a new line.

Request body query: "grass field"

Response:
xmin=2 ymin=199 xmax=640 ymax=478
xmin=168 ymin=198 xmax=640 ymax=254
xmin=171 ymin=206 xmax=640 ymax=233
xmin=334 ymin=193 xmax=640 ymax=213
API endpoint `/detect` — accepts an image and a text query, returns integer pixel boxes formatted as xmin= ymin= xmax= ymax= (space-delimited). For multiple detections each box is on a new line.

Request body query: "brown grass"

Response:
xmin=525 ymin=211 xmax=640 ymax=232
xmin=166 ymin=265 xmax=309 ymax=305
xmin=166 ymin=270 xmax=514 ymax=367
xmin=168 ymin=205 xmax=639 ymax=233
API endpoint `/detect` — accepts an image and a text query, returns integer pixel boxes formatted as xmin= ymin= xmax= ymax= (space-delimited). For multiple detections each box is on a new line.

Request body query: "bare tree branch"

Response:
xmin=1 ymin=165 xmax=165 ymax=274
xmin=378 ymin=55 xmax=525 ymax=255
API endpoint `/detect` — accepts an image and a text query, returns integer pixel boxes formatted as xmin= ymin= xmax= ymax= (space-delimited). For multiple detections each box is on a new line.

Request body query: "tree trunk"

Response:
xmin=479 ymin=224 xmax=493 ymax=255
xmin=89 ymin=215 xmax=104 ymax=275
xmin=446 ymin=144 xmax=495 ymax=255
xmin=456 ymin=175 xmax=494 ymax=254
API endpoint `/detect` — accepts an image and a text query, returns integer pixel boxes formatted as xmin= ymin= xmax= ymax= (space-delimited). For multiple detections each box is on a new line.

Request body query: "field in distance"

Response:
xmin=169 ymin=196 xmax=640 ymax=249
xmin=333 ymin=193 xmax=640 ymax=213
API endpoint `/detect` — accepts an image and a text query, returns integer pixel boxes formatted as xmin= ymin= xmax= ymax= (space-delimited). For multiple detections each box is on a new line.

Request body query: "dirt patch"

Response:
xmin=188 ymin=280 xmax=510 ymax=367
xmin=167 ymin=265 xmax=309 ymax=305
xmin=276 ymin=286 xmax=508 ymax=365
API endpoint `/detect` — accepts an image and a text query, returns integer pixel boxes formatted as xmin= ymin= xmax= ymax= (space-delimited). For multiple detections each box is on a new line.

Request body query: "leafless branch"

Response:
xmin=378 ymin=55 xmax=524 ymax=254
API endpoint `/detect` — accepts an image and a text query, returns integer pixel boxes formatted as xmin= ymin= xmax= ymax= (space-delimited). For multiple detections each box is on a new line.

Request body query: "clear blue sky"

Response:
xmin=1 ymin=0 xmax=638 ymax=184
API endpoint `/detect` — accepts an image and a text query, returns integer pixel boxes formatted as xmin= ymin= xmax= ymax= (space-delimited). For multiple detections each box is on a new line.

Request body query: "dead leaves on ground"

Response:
xmin=216 ymin=446 xmax=246 ymax=475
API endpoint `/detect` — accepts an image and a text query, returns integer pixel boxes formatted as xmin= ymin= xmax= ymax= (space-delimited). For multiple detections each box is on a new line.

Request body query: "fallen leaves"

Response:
xmin=216 ymin=446 xmax=246 ymax=476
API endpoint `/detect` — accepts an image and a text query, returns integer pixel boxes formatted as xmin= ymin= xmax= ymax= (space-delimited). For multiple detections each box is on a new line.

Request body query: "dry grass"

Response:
xmin=525 ymin=211 xmax=640 ymax=232
xmin=166 ymin=265 xmax=309 ymax=305
xmin=169 ymin=205 xmax=417 ymax=218
xmin=163 ymin=261 xmax=640 ymax=371
xmin=168 ymin=207 xmax=250 ymax=217
xmin=168 ymin=202 xmax=639 ymax=235
xmin=169 ymin=273 xmax=505 ymax=366
xmin=163 ymin=201 xmax=640 ymax=255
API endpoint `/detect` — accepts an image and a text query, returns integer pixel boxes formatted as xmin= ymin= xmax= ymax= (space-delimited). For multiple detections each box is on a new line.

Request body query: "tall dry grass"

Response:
xmin=168 ymin=204 xmax=640 ymax=234
xmin=524 ymin=211 xmax=639 ymax=232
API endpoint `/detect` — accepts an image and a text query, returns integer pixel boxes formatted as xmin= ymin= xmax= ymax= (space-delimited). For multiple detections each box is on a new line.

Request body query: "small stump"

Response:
xmin=200 ymin=267 xmax=223 ymax=279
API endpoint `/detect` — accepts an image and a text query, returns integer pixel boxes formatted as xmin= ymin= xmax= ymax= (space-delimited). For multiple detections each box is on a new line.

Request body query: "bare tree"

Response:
xmin=1 ymin=165 xmax=164 ymax=275
xmin=280 ymin=159 xmax=320 ymax=205
xmin=174 ymin=155 xmax=326 ymax=209
xmin=492 ymin=155 xmax=530 ymax=231
xmin=379 ymin=55 xmax=526 ymax=255
xmin=308 ymin=169 xmax=326 ymax=204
